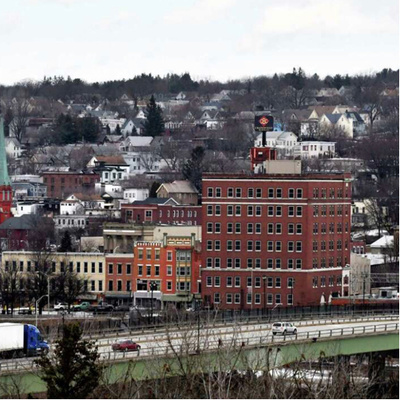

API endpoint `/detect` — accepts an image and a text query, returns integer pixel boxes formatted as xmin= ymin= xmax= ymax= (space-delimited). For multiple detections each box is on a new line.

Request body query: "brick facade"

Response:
xmin=201 ymin=173 xmax=352 ymax=309
xmin=41 ymin=172 xmax=100 ymax=199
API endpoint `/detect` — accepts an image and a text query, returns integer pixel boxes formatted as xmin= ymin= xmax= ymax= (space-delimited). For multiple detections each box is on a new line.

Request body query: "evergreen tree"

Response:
xmin=35 ymin=323 xmax=102 ymax=399
xmin=59 ymin=231 xmax=73 ymax=252
xmin=115 ymin=124 xmax=121 ymax=135
xmin=182 ymin=146 xmax=205 ymax=193
xmin=143 ymin=95 xmax=164 ymax=137
xmin=149 ymin=181 xmax=161 ymax=198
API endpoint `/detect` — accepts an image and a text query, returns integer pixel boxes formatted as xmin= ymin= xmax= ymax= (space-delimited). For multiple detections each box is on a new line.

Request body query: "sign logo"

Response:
xmin=255 ymin=115 xmax=274 ymax=132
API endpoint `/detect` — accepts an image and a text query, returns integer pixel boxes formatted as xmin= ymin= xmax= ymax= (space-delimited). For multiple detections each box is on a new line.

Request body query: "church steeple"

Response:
xmin=0 ymin=116 xmax=12 ymax=224
xmin=0 ymin=116 xmax=11 ymax=186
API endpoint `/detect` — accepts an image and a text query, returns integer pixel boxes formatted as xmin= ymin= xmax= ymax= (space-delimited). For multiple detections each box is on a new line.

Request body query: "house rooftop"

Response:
xmin=157 ymin=180 xmax=198 ymax=194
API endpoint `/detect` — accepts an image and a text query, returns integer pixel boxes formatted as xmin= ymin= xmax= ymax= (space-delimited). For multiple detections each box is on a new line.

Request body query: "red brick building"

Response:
xmin=0 ymin=117 xmax=12 ymax=225
xmin=41 ymin=171 xmax=100 ymax=199
xmin=131 ymin=235 xmax=201 ymax=308
xmin=121 ymin=198 xmax=202 ymax=226
xmin=201 ymin=172 xmax=352 ymax=309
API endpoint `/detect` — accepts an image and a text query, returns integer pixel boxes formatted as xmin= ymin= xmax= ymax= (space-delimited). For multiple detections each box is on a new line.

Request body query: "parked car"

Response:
xmin=112 ymin=339 xmax=141 ymax=352
xmin=72 ymin=302 xmax=91 ymax=312
xmin=54 ymin=303 xmax=68 ymax=311
xmin=272 ymin=322 xmax=297 ymax=336
xmin=92 ymin=303 xmax=114 ymax=314
xmin=17 ymin=307 xmax=33 ymax=315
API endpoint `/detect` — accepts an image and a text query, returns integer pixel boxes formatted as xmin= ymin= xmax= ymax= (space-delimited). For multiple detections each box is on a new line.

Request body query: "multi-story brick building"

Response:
xmin=121 ymin=198 xmax=202 ymax=226
xmin=0 ymin=117 xmax=12 ymax=225
xmin=41 ymin=171 xmax=100 ymax=199
xmin=129 ymin=234 xmax=201 ymax=309
xmin=201 ymin=171 xmax=352 ymax=309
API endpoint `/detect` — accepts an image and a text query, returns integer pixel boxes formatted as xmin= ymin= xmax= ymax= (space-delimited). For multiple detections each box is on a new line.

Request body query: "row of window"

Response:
xmin=206 ymin=276 xmax=295 ymax=288
xmin=207 ymin=187 xmax=304 ymax=199
xmin=312 ymin=187 xmax=349 ymax=199
xmin=313 ymin=222 xmax=349 ymax=234
xmin=212 ymin=292 xmax=293 ymax=306
xmin=313 ymin=205 xmax=349 ymax=217
xmin=136 ymin=249 xmax=192 ymax=262
xmin=8 ymin=278 xmax=103 ymax=292
xmin=4 ymin=260 xmax=104 ymax=274
xmin=205 ymin=258 xmax=303 ymax=269
xmin=207 ymin=222 xmax=303 ymax=235
xmin=312 ymin=240 xmax=348 ymax=252
xmin=312 ymin=275 xmax=341 ymax=287
xmin=206 ymin=240 xmax=303 ymax=252
xmin=312 ymin=257 xmax=347 ymax=268
xmin=207 ymin=205 xmax=303 ymax=217
xmin=106 ymin=280 xmax=190 ymax=292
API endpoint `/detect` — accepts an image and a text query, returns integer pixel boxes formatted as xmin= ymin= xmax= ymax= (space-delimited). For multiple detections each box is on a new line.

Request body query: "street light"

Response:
xmin=262 ymin=276 xmax=267 ymax=316
xmin=149 ymin=281 xmax=158 ymax=325
xmin=290 ymin=278 xmax=295 ymax=307
xmin=35 ymin=294 xmax=49 ymax=327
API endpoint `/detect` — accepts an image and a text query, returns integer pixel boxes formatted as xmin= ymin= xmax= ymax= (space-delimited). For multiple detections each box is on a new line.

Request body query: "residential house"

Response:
xmin=336 ymin=112 xmax=366 ymax=138
xmin=123 ymin=188 xmax=149 ymax=203
xmin=293 ymin=141 xmax=336 ymax=159
xmin=88 ymin=155 xmax=130 ymax=183
xmin=156 ymin=180 xmax=199 ymax=205
xmin=12 ymin=181 xmax=47 ymax=200
xmin=254 ymin=131 xmax=298 ymax=157
xmin=5 ymin=137 xmax=23 ymax=159
xmin=60 ymin=193 xmax=105 ymax=215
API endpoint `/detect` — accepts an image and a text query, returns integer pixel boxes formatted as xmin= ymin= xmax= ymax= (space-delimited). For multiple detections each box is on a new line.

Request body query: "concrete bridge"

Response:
xmin=0 ymin=316 xmax=398 ymax=395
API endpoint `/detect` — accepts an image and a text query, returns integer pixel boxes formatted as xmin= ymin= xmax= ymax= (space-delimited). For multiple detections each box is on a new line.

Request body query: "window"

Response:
xmin=214 ymin=293 xmax=220 ymax=304
xmin=312 ymin=277 xmax=318 ymax=288
xmin=207 ymin=187 xmax=213 ymax=197
xmin=167 ymin=251 xmax=172 ymax=261
xmin=256 ymin=188 xmax=262 ymax=198
xmin=99 ymin=262 xmax=103 ymax=273
xmin=276 ymin=294 xmax=281 ymax=304
xmin=227 ymin=223 xmax=233 ymax=233
xmin=267 ymin=223 xmax=274 ymax=234
xmin=207 ymin=222 xmax=213 ymax=233
xmin=247 ymin=223 xmax=253 ymax=234
xmin=276 ymin=223 xmax=282 ymax=234
xmin=155 ymin=249 xmax=160 ymax=260
xmin=235 ymin=205 xmax=241 ymax=216
xmin=275 ymin=241 xmax=282 ymax=251
xmin=228 ymin=187 xmax=233 ymax=197
xmin=248 ymin=188 xmax=254 ymax=198
xmin=234 ymin=293 xmax=241 ymax=304
xmin=215 ymin=205 xmax=221 ymax=216
xmin=146 ymin=265 xmax=151 ymax=275
xmin=227 ymin=276 xmax=233 ymax=287
xmin=117 ymin=264 xmax=122 ymax=274
xmin=226 ymin=293 xmax=233 ymax=304
xmin=155 ymin=266 xmax=160 ymax=276
xmin=255 ymin=223 xmax=261 ymax=234
xmin=288 ymin=206 xmax=294 ymax=217
xmin=216 ymin=187 xmax=221 ymax=197
xmin=98 ymin=280 xmax=103 ymax=291
xmin=255 ymin=277 xmax=261 ymax=288
xmin=267 ymin=293 xmax=273 ymax=304
xmin=108 ymin=263 xmax=113 ymax=274
xmin=268 ymin=188 xmax=274 ymax=198
xmin=227 ymin=258 xmax=233 ymax=268
xmin=227 ymin=240 xmax=233 ymax=251
xmin=207 ymin=240 xmax=213 ymax=251
xmin=313 ymin=206 xmax=319 ymax=217
xmin=247 ymin=277 xmax=252 ymax=287
xmin=276 ymin=206 xmax=282 ymax=217
xmin=267 ymin=277 xmax=273 ymax=288
xmin=206 ymin=277 xmax=212 ymax=287
xmin=288 ymin=223 xmax=294 ymax=234
xmin=296 ymin=241 xmax=302 ymax=252
xmin=167 ymin=266 xmax=172 ymax=276
xmin=235 ymin=276 xmax=241 ymax=287
xmin=247 ymin=293 xmax=252 ymax=304
xmin=138 ymin=265 xmax=143 ymax=275
xmin=296 ymin=259 xmax=302 ymax=269
xmin=76 ymin=262 xmax=80 ymax=273
xmin=247 ymin=240 xmax=253 ymax=251
xmin=267 ymin=241 xmax=273 ymax=251
xmin=268 ymin=206 xmax=274 ymax=216
xmin=255 ymin=293 xmax=261 ymax=304
xmin=267 ymin=259 xmax=273 ymax=269
xmin=214 ymin=276 xmax=220 ymax=287
xmin=296 ymin=188 xmax=303 ymax=198
xmin=235 ymin=240 xmax=241 ymax=251
xmin=235 ymin=223 xmax=241 ymax=234
xmin=255 ymin=240 xmax=261 ymax=251
xmin=288 ymin=188 xmax=294 ymax=198
xmin=108 ymin=281 xmax=113 ymax=291
xmin=227 ymin=205 xmax=233 ymax=216
xmin=275 ymin=259 xmax=281 ymax=269
xmin=287 ymin=259 xmax=294 ymax=269
xmin=276 ymin=188 xmax=282 ymax=198
xmin=296 ymin=206 xmax=302 ymax=217
xmin=296 ymin=224 xmax=302 ymax=234
xmin=288 ymin=241 xmax=294 ymax=252
xmin=138 ymin=249 xmax=143 ymax=259
xmin=235 ymin=188 xmax=242 ymax=198
xmin=215 ymin=240 xmax=221 ymax=251
xmin=255 ymin=206 xmax=262 ymax=216
xmin=287 ymin=294 xmax=293 ymax=305
xmin=207 ymin=205 xmax=213 ymax=216
xmin=313 ymin=223 xmax=318 ymax=235
xmin=215 ymin=223 xmax=221 ymax=233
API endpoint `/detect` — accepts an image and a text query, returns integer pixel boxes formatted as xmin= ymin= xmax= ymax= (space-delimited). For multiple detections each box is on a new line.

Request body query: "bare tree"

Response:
xmin=7 ymin=98 xmax=31 ymax=142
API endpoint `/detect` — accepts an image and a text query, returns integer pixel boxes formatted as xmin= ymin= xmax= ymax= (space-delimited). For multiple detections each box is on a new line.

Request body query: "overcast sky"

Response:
xmin=1 ymin=0 xmax=398 ymax=85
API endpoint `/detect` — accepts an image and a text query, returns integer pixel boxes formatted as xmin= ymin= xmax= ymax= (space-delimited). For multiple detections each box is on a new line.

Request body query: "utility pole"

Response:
xmin=149 ymin=281 xmax=157 ymax=325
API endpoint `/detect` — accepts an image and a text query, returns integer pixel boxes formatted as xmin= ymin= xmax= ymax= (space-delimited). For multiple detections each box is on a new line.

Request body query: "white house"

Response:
xmin=88 ymin=155 xmax=130 ymax=183
xmin=14 ymin=202 xmax=44 ymax=217
xmin=293 ymin=141 xmax=336 ymax=159
xmin=60 ymin=193 xmax=105 ymax=215
xmin=5 ymin=137 xmax=23 ymax=159
xmin=255 ymin=131 xmax=298 ymax=156
xmin=123 ymin=188 xmax=149 ymax=203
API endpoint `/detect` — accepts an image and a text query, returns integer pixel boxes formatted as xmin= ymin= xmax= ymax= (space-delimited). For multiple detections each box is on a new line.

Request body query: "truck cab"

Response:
xmin=24 ymin=324 xmax=49 ymax=356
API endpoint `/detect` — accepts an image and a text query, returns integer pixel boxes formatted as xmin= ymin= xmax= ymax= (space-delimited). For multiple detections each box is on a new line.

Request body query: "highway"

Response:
xmin=1 ymin=315 xmax=397 ymax=372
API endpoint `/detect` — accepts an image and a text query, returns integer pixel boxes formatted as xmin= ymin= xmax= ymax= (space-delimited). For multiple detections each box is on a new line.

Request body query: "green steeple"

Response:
xmin=0 ymin=116 xmax=11 ymax=186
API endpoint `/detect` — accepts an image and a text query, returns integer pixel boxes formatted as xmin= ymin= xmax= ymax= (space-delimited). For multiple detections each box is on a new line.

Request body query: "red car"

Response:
xmin=112 ymin=339 xmax=141 ymax=352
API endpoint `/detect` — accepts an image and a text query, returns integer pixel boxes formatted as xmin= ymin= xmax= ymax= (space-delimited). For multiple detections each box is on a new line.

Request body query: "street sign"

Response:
xmin=255 ymin=115 xmax=274 ymax=132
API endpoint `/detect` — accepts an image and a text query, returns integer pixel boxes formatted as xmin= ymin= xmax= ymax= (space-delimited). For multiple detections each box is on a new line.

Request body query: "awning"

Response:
xmin=162 ymin=294 xmax=193 ymax=302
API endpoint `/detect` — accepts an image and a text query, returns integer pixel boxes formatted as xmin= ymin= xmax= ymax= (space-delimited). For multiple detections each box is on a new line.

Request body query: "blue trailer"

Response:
xmin=0 ymin=323 xmax=49 ymax=358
